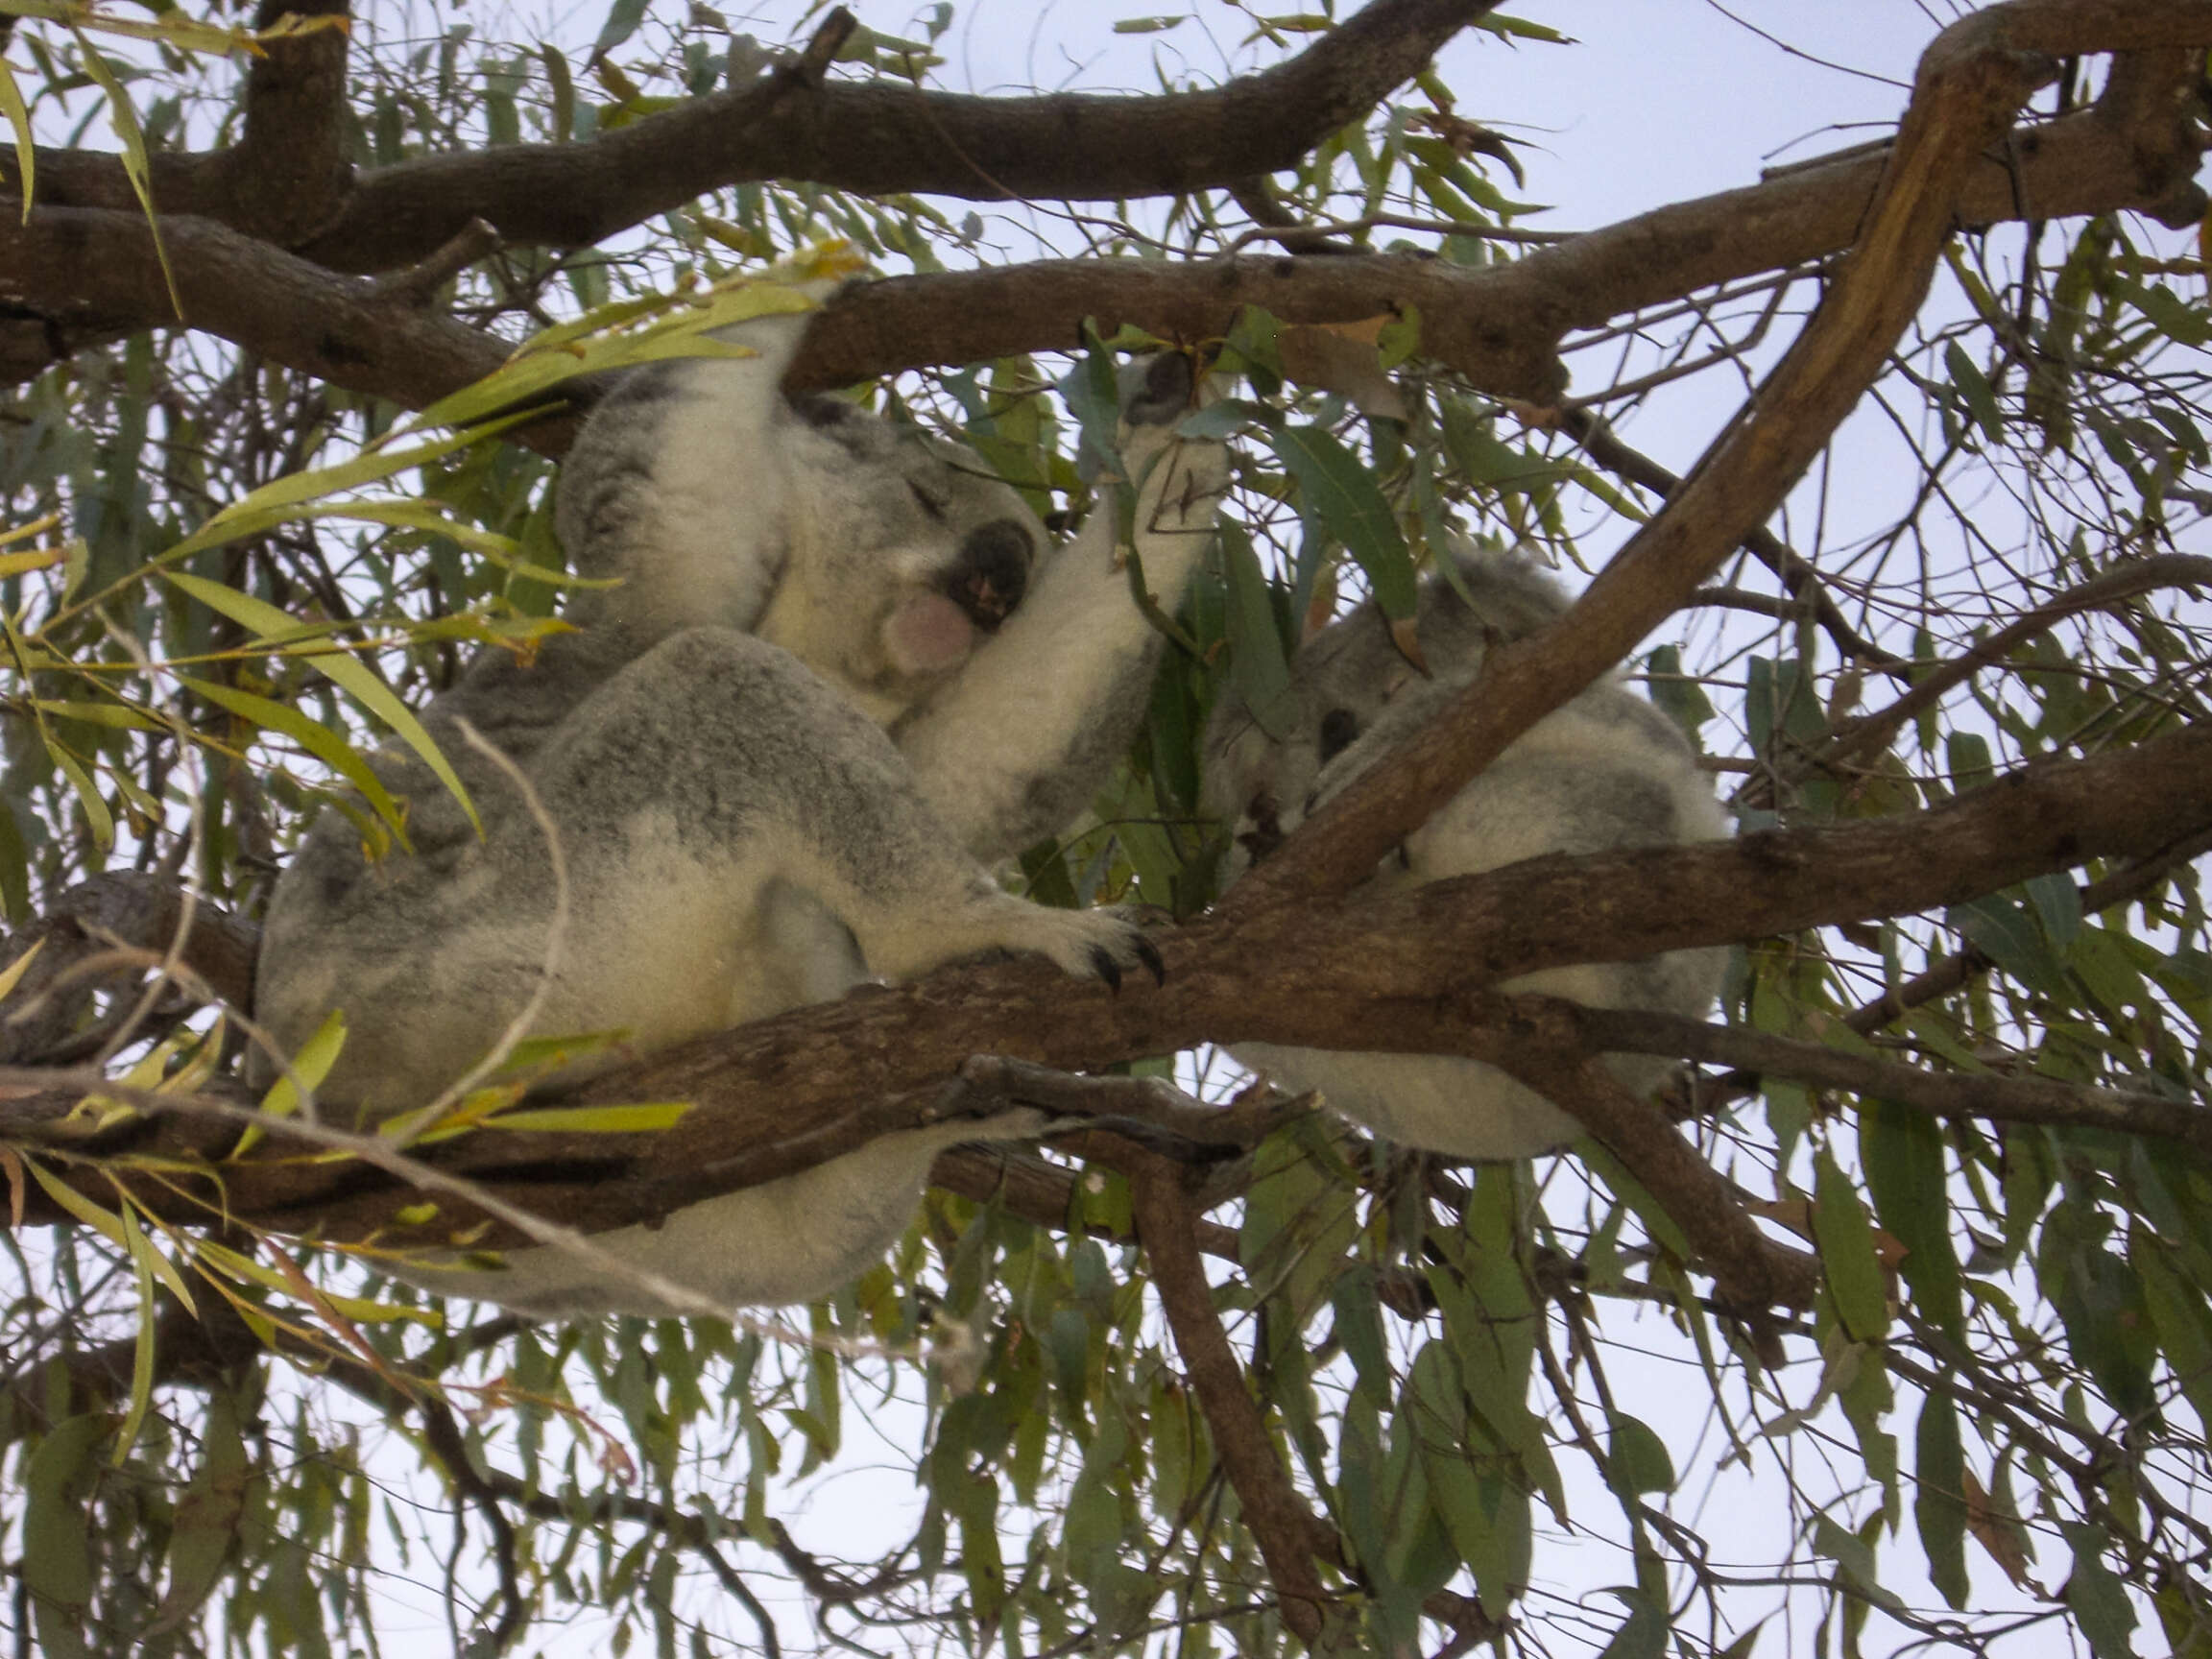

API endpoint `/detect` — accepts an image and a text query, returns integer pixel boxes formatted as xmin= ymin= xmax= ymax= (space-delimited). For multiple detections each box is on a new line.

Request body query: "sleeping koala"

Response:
xmin=1202 ymin=542 xmax=1729 ymax=1160
xmin=252 ymin=281 xmax=1228 ymax=1315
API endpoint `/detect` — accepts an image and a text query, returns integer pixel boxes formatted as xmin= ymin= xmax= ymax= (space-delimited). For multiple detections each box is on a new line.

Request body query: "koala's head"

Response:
xmin=1202 ymin=612 xmax=1409 ymax=879
xmin=757 ymin=394 xmax=1050 ymax=723
xmin=1201 ymin=542 xmax=1573 ymax=878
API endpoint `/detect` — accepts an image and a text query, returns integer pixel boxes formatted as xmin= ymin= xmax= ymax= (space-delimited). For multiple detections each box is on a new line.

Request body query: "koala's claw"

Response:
xmin=1135 ymin=935 xmax=1166 ymax=986
xmin=1089 ymin=946 xmax=1124 ymax=993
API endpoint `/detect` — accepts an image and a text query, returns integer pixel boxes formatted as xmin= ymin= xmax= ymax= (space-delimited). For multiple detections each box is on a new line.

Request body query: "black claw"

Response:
xmin=1090 ymin=946 xmax=1123 ymax=992
xmin=1136 ymin=935 xmax=1166 ymax=986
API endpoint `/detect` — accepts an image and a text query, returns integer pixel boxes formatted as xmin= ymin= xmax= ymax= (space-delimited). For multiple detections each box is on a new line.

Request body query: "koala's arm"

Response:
xmin=895 ymin=388 xmax=1229 ymax=863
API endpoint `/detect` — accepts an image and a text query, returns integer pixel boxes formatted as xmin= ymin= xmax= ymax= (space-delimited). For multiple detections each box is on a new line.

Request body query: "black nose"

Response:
xmin=1237 ymin=792 xmax=1285 ymax=863
xmin=946 ymin=519 xmax=1032 ymax=630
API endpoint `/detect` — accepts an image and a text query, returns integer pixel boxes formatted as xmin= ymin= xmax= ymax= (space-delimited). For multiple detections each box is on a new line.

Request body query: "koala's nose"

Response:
xmin=946 ymin=518 xmax=1032 ymax=631
xmin=1236 ymin=793 xmax=1286 ymax=864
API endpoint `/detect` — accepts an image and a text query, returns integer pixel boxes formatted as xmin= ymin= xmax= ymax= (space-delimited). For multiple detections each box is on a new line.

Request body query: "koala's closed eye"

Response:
xmin=908 ymin=480 xmax=950 ymax=521
xmin=796 ymin=395 xmax=858 ymax=429
xmin=1318 ymin=708 xmax=1361 ymax=766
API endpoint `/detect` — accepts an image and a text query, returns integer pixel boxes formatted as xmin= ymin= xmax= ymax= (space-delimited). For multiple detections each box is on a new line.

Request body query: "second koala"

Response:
xmin=1203 ymin=544 xmax=1729 ymax=1160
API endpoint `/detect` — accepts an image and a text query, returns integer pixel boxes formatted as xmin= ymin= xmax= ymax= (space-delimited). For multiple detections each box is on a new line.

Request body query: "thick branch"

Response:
xmin=0 ymin=872 xmax=260 ymax=1065
xmin=1232 ymin=4 xmax=2075 ymax=907
xmin=0 ymin=205 xmax=522 ymax=429
xmin=14 ymin=0 xmax=1498 ymax=271
xmin=299 ymin=0 xmax=1501 ymax=270
xmin=196 ymin=0 xmax=353 ymax=246
xmin=3 ymin=6 xmax=2202 ymax=407
xmin=13 ymin=722 xmax=2206 ymax=1272
xmin=1561 ymin=409 xmax=1912 ymax=677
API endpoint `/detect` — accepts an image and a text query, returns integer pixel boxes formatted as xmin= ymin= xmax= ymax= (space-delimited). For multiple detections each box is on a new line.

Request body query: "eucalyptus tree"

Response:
xmin=0 ymin=1 xmax=2209 ymax=1654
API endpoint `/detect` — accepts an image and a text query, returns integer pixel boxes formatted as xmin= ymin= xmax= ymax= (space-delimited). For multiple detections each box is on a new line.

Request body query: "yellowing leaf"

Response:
xmin=25 ymin=1159 xmax=129 ymax=1248
xmin=0 ymin=54 xmax=35 ymax=220
xmin=0 ymin=936 xmax=44 ymax=1004
xmin=484 ymin=1100 xmax=692 ymax=1133
xmin=233 ymin=1008 xmax=347 ymax=1157
xmin=160 ymin=409 xmax=541 ymax=565
xmin=71 ymin=29 xmax=180 ymax=317
xmin=175 ymin=673 xmax=407 ymax=838
xmin=315 ymin=1293 xmax=444 ymax=1327
xmin=163 ymin=571 xmax=479 ymax=833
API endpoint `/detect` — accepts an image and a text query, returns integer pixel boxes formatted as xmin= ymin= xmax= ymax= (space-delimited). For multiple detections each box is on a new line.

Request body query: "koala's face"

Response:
xmin=762 ymin=396 xmax=1050 ymax=722
xmin=1202 ymin=611 xmax=1412 ymax=878
xmin=1201 ymin=544 xmax=1577 ymax=879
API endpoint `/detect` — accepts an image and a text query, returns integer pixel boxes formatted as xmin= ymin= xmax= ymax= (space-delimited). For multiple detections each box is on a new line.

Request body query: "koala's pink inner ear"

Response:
xmin=883 ymin=593 xmax=977 ymax=674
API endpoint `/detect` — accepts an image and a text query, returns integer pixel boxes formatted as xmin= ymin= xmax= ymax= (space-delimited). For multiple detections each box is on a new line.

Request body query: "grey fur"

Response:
xmin=1201 ymin=543 xmax=1729 ymax=1160
xmin=253 ymin=285 xmax=1227 ymax=1314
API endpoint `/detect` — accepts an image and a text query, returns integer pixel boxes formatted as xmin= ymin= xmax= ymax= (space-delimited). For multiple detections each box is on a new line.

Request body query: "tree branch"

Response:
xmin=3 ymin=4 xmax=2202 ymax=412
xmin=1561 ymin=408 xmax=1913 ymax=677
xmin=1467 ymin=1011 xmax=1821 ymax=1314
xmin=1232 ymin=4 xmax=2080 ymax=908
xmin=1126 ymin=1150 xmax=1332 ymax=1643
xmin=11 ymin=720 xmax=2205 ymax=1310
xmin=195 ymin=0 xmax=353 ymax=247
xmin=1578 ymin=1002 xmax=2212 ymax=1153
xmin=1816 ymin=553 xmax=2212 ymax=775
xmin=0 ymin=872 xmax=259 ymax=1065
xmin=0 ymin=206 xmax=518 ymax=426
xmin=12 ymin=0 xmax=1500 ymax=267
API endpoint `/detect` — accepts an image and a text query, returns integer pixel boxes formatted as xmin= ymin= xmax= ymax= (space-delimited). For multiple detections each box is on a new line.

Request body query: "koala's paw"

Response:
xmin=1000 ymin=900 xmax=1167 ymax=993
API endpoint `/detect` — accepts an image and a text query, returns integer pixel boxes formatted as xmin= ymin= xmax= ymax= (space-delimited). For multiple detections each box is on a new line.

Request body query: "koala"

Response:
xmin=1202 ymin=542 xmax=1729 ymax=1160
xmin=252 ymin=283 xmax=1228 ymax=1315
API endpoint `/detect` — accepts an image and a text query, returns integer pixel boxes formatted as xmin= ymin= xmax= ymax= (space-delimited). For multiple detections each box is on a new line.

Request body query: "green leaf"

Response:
xmin=164 ymin=570 xmax=480 ymax=834
xmin=1606 ymin=1413 xmax=1676 ymax=1497
xmin=24 ymin=1414 xmax=110 ymax=1659
xmin=1944 ymin=340 xmax=2005 ymax=443
xmin=236 ymin=1007 xmax=347 ymax=1156
xmin=480 ymin=1100 xmax=692 ymax=1133
xmin=2137 ymin=1241 xmax=2212 ymax=1432
xmin=1811 ymin=1510 xmax=1904 ymax=1613
xmin=1111 ymin=13 xmax=1186 ymax=31
xmin=1814 ymin=1144 xmax=1890 ymax=1342
xmin=149 ymin=1389 xmax=250 ymax=1636
xmin=1860 ymin=1099 xmax=1962 ymax=1341
xmin=1644 ymin=643 xmax=1715 ymax=739
xmin=1593 ymin=1593 xmax=1669 ymax=1659
xmin=176 ymin=674 xmax=407 ymax=837
xmin=1913 ymin=1393 xmax=1969 ymax=1609
xmin=589 ymin=0 xmax=651 ymax=59
xmin=113 ymin=1206 xmax=159 ymax=1459
xmin=1266 ymin=422 xmax=1417 ymax=620
xmin=1216 ymin=517 xmax=1299 ymax=739
xmin=2064 ymin=1525 xmax=2139 ymax=1659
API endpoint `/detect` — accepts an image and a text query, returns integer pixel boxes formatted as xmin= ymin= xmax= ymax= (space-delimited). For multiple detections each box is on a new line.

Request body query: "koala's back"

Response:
xmin=1206 ymin=542 xmax=1730 ymax=1160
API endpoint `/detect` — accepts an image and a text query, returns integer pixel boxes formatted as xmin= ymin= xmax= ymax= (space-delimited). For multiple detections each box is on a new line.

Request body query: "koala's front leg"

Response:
xmin=533 ymin=626 xmax=1164 ymax=1005
xmin=894 ymin=354 xmax=1231 ymax=863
